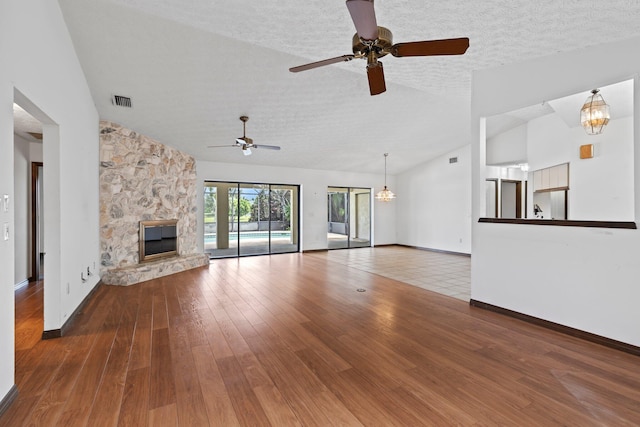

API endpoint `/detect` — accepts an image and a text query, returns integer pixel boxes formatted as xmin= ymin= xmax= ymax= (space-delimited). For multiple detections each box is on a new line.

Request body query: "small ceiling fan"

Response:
xmin=289 ymin=0 xmax=469 ymax=96
xmin=208 ymin=116 xmax=281 ymax=156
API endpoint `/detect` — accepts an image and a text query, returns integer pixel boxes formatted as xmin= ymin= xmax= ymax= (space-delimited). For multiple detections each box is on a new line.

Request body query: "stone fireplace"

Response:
xmin=99 ymin=121 xmax=208 ymax=286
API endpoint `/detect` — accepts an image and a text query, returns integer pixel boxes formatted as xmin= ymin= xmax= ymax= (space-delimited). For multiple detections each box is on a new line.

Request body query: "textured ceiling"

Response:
xmin=51 ymin=0 xmax=640 ymax=175
xmin=13 ymin=104 xmax=43 ymax=143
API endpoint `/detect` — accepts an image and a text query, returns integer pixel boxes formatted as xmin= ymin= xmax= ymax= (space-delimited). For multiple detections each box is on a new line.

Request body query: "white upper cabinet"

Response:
xmin=533 ymin=163 xmax=569 ymax=192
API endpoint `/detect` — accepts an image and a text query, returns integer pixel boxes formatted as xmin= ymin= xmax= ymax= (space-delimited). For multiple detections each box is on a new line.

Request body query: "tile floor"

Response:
xmin=312 ymin=245 xmax=471 ymax=301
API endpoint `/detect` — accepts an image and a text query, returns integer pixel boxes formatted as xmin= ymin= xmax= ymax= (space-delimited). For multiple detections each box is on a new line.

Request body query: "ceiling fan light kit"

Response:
xmin=289 ymin=0 xmax=469 ymax=96
xmin=208 ymin=116 xmax=281 ymax=156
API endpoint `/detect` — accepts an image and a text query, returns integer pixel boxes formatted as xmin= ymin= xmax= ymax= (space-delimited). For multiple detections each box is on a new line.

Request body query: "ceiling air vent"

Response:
xmin=449 ymin=157 xmax=458 ymax=164
xmin=112 ymin=95 xmax=132 ymax=108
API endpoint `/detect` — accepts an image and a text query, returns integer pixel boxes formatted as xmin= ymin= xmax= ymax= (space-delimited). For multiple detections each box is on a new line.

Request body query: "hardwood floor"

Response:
xmin=4 ymin=251 xmax=640 ymax=426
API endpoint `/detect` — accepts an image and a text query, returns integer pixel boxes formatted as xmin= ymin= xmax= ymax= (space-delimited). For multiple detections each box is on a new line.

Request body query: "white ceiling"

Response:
xmin=33 ymin=1 xmax=640 ymax=174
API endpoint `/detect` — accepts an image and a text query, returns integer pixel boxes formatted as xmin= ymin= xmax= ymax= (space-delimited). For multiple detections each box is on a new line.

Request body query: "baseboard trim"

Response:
xmin=302 ymin=248 xmax=329 ymax=253
xmin=14 ymin=279 xmax=29 ymax=291
xmin=0 ymin=385 xmax=18 ymax=417
xmin=470 ymin=299 xmax=640 ymax=357
xmin=42 ymin=280 xmax=103 ymax=340
xmin=394 ymin=244 xmax=471 ymax=257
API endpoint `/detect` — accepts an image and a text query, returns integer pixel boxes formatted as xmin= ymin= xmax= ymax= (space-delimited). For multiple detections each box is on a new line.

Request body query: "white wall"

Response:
xmin=525 ymin=113 xmax=634 ymax=221
xmin=12 ymin=136 xmax=42 ymax=286
xmin=486 ymin=124 xmax=527 ymax=166
xmin=471 ymin=36 xmax=640 ymax=347
xmin=13 ymin=136 xmax=30 ymax=286
xmin=0 ymin=0 xmax=100 ymax=400
xmin=396 ymin=145 xmax=472 ymax=254
xmin=196 ymin=161 xmax=397 ymax=251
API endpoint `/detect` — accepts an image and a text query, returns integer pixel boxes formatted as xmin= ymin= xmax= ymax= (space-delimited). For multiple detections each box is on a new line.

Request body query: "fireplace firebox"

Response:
xmin=139 ymin=220 xmax=178 ymax=262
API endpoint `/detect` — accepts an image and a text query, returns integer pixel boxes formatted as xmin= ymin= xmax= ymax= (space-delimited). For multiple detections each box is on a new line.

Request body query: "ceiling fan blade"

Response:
xmin=346 ymin=0 xmax=378 ymax=41
xmin=289 ymin=55 xmax=355 ymax=72
xmin=390 ymin=37 xmax=469 ymax=57
xmin=254 ymin=144 xmax=281 ymax=151
xmin=208 ymin=144 xmax=236 ymax=148
xmin=367 ymin=61 xmax=386 ymax=96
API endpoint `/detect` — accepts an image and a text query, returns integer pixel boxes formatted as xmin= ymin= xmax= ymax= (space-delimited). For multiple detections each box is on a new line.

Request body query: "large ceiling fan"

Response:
xmin=289 ymin=0 xmax=469 ymax=96
xmin=208 ymin=116 xmax=281 ymax=156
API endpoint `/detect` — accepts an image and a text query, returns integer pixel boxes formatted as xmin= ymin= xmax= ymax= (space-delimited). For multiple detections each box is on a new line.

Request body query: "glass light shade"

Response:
xmin=376 ymin=153 xmax=395 ymax=202
xmin=580 ymin=89 xmax=610 ymax=135
xmin=375 ymin=186 xmax=396 ymax=202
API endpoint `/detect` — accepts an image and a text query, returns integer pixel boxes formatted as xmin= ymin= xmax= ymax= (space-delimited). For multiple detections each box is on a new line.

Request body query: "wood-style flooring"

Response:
xmin=4 ymin=250 xmax=640 ymax=426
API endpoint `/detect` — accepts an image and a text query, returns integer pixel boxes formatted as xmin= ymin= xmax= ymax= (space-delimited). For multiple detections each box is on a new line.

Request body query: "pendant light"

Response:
xmin=375 ymin=153 xmax=396 ymax=202
xmin=580 ymin=89 xmax=610 ymax=135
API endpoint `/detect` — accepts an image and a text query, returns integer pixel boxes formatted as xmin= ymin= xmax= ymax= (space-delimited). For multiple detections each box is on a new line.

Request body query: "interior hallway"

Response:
xmin=4 ymin=248 xmax=640 ymax=426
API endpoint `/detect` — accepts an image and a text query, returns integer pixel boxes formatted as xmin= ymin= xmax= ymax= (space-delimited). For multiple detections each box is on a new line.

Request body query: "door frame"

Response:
xmin=204 ymin=180 xmax=300 ymax=258
xmin=485 ymin=178 xmax=498 ymax=218
xmin=327 ymin=186 xmax=372 ymax=250
xmin=500 ymin=179 xmax=523 ymax=219
xmin=30 ymin=162 xmax=43 ymax=282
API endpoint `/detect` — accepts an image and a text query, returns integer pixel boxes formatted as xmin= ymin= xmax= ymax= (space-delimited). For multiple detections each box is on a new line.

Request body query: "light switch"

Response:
xmin=3 ymin=223 xmax=8 ymax=241
xmin=2 ymin=195 xmax=8 ymax=212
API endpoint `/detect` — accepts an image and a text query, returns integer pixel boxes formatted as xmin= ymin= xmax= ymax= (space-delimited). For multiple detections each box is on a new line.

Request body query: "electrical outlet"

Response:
xmin=3 ymin=223 xmax=8 ymax=241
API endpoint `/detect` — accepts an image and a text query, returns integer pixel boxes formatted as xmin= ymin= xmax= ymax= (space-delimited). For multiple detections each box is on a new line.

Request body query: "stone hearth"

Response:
xmin=101 ymin=253 xmax=209 ymax=286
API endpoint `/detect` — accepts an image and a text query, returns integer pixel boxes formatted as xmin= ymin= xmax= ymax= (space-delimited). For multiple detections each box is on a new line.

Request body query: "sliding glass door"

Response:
xmin=239 ymin=183 xmax=269 ymax=256
xmin=204 ymin=181 xmax=299 ymax=258
xmin=327 ymin=187 xmax=371 ymax=249
xmin=270 ymin=185 xmax=299 ymax=254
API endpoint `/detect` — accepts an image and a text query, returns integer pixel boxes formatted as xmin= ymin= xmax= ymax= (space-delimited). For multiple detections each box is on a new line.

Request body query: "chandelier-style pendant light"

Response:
xmin=375 ymin=153 xmax=396 ymax=202
xmin=580 ymin=89 xmax=610 ymax=135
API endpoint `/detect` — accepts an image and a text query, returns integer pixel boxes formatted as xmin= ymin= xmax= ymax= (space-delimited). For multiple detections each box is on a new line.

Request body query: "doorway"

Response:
xmin=13 ymin=102 xmax=45 ymax=288
xmin=485 ymin=179 xmax=498 ymax=218
xmin=500 ymin=179 xmax=523 ymax=219
xmin=13 ymin=88 xmax=60 ymax=341
xmin=327 ymin=187 xmax=371 ymax=249
xmin=31 ymin=162 xmax=44 ymax=281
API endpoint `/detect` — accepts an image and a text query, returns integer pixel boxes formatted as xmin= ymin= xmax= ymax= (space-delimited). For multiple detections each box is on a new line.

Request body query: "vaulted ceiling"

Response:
xmin=54 ymin=0 xmax=640 ymax=174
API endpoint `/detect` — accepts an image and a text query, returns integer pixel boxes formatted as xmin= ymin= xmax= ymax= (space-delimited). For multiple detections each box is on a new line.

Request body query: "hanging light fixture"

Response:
xmin=375 ymin=153 xmax=396 ymax=202
xmin=580 ymin=89 xmax=610 ymax=135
